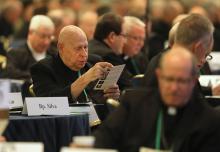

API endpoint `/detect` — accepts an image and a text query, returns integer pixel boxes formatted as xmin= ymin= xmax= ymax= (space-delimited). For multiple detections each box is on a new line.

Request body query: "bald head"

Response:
xmin=58 ymin=25 xmax=87 ymax=45
xmin=58 ymin=25 xmax=88 ymax=71
xmin=157 ymin=47 xmax=198 ymax=107
xmin=159 ymin=47 xmax=197 ymax=76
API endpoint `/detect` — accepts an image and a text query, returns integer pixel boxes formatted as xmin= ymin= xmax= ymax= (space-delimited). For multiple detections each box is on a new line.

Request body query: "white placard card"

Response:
xmin=0 ymin=142 xmax=43 ymax=152
xmin=0 ymin=79 xmax=10 ymax=109
xmin=8 ymin=92 xmax=23 ymax=109
xmin=61 ymin=147 xmax=118 ymax=152
xmin=22 ymin=97 xmax=69 ymax=116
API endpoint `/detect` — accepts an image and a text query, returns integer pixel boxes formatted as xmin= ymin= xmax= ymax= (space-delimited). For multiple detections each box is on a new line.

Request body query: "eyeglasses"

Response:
xmin=206 ymin=54 xmax=213 ymax=61
xmin=124 ymin=35 xmax=145 ymax=42
xmin=34 ymin=31 xmax=54 ymax=41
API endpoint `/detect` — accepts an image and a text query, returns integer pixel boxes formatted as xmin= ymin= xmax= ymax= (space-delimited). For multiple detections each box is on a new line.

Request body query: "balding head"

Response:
xmin=160 ymin=47 xmax=197 ymax=76
xmin=58 ymin=25 xmax=87 ymax=45
xmin=156 ymin=47 xmax=198 ymax=107
xmin=58 ymin=25 xmax=88 ymax=71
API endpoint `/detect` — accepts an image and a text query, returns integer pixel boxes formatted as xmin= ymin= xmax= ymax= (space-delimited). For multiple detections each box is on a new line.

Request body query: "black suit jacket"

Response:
xmin=89 ymin=39 xmax=133 ymax=90
xmin=94 ymin=88 xmax=220 ymax=152
xmin=121 ymin=53 xmax=148 ymax=76
xmin=5 ymin=43 xmax=36 ymax=80
xmin=3 ymin=42 xmax=56 ymax=81
xmin=31 ymin=54 xmax=108 ymax=120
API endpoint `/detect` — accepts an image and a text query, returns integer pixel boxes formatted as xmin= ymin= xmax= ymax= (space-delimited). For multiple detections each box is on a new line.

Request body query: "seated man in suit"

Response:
xmin=88 ymin=13 xmax=132 ymax=90
xmin=122 ymin=16 xmax=147 ymax=75
xmin=2 ymin=15 xmax=56 ymax=81
xmin=1 ymin=15 xmax=56 ymax=98
xmin=94 ymin=47 xmax=220 ymax=152
xmin=31 ymin=25 xmax=120 ymax=120
xmin=142 ymin=14 xmax=218 ymax=95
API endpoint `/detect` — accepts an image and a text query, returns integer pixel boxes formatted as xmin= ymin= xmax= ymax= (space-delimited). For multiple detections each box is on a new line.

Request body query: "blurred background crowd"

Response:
xmin=1 ymin=0 xmax=220 ymax=95
xmin=0 ymin=0 xmax=220 ymax=56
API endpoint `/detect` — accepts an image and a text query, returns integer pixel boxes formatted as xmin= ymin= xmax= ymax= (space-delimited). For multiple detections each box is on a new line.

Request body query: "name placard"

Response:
xmin=0 ymin=142 xmax=43 ymax=152
xmin=8 ymin=92 xmax=23 ymax=109
xmin=22 ymin=97 xmax=69 ymax=116
xmin=0 ymin=79 xmax=10 ymax=109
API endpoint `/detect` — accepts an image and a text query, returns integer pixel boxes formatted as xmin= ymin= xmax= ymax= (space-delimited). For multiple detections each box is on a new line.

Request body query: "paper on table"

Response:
xmin=8 ymin=92 xmax=23 ymax=109
xmin=94 ymin=64 xmax=125 ymax=90
xmin=199 ymin=75 xmax=220 ymax=87
xmin=0 ymin=142 xmax=43 ymax=152
xmin=69 ymin=102 xmax=101 ymax=127
xmin=208 ymin=52 xmax=220 ymax=72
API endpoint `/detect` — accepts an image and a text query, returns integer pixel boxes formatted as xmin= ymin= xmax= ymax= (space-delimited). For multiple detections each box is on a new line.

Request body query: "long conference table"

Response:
xmin=3 ymin=113 xmax=90 ymax=152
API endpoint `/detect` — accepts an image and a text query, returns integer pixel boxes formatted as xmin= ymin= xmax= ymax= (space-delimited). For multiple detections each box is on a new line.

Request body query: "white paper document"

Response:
xmin=208 ymin=52 xmax=220 ymax=72
xmin=199 ymin=75 xmax=220 ymax=87
xmin=69 ymin=102 xmax=101 ymax=127
xmin=8 ymin=92 xmax=23 ymax=109
xmin=94 ymin=64 xmax=125 ymax=90
xmin=0 ymin=79 xmax=10 ymax=109
xmin=0 ymin=142 xmax=43 ymax=152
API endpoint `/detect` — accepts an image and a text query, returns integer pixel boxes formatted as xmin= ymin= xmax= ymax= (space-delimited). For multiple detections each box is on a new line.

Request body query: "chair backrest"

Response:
xmin=29 ymin=84 xmax=36 ymax=97
xmin=131 ymin=74 xmax=144 ymax=87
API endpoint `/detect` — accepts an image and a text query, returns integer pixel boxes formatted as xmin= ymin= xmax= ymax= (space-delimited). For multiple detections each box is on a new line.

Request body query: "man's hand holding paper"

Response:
xmin=93 ymin=64 xmax=125 ymax=100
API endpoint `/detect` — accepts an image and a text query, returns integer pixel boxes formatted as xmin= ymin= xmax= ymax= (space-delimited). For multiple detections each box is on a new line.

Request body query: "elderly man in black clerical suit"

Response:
xmin=31 ymin=25 xmax=120 ymax=120
xmin=3 ymin=15 xmax=56 ymax=81
xmin=93 ymin=48 xmax=220 ymax=152
xmin=122 ymin=16 xmax=147 ymax=75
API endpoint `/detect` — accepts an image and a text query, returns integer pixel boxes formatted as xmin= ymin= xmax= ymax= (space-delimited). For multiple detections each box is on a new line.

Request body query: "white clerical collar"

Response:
xmin=123 ymin=55 xmax=129 ymax=60
xmin=27 ymin=41 xmax=46 ymax=61
xmin=167 ymin=107 xmax=177 ymax=116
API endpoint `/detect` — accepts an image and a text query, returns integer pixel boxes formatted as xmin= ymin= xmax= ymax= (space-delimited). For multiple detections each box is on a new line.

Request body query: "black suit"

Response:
xmin=0 ymin=16 xmax=14 ymax=56
xmin=89 ymin=39 xmax=133 ymax=90
xmin=88 ymin=39 xmax=112 ymax=56
xmin=3 ymin=42 xmax=56 ymax=81
xmin=31 ymin=54 xmax=108 ymax=120
xmin=94 ymin=88 xmax=220 ymax=152
xmin=121 ymin=53 xmax=148 ymax=76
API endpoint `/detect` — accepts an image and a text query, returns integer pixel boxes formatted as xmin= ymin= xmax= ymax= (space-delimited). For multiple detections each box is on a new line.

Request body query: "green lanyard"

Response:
xmin=155 ymin=110 xmax=163 ymax=150
xmin=77 ymin=70 xmax=89 ymax=102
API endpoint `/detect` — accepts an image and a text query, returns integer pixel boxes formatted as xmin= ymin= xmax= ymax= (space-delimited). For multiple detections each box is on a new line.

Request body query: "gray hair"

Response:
xmin=123 ymin=16 xmax=145 ymax=34
xmin=29 ymin=15 xmax=55 ymax=31
xmin=175 ymin=14 xmax=214 ymax=47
